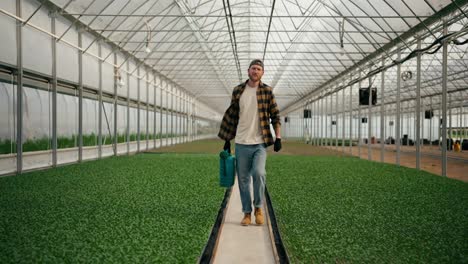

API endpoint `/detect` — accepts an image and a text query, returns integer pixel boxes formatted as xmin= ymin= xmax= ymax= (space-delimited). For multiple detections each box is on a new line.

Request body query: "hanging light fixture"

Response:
xmin=144 ymin=20 xmax=152 ymax=53
xmin=115 ymin=68 xmax=125 ymax=87
xmin=339 ymin=18 xmax=345 ymax=56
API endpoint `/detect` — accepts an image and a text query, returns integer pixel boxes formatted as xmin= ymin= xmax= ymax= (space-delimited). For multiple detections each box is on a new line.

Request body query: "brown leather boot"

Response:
xmin=240 ymin=213 xmax=251 ymax=226
xmin=254 ymin=208 xmax=264 ymax=225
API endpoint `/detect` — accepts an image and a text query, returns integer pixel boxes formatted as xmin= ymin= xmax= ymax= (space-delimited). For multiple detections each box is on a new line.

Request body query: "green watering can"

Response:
xmin=219 ymin=150 xmax=236 ymax=187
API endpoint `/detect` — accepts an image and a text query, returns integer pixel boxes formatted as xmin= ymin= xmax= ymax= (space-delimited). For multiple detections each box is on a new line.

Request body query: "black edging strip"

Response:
xmin=265 ymin=186 xmax=290 ymax=264
xmin=198 ymin=187 xmax=232 ymax=264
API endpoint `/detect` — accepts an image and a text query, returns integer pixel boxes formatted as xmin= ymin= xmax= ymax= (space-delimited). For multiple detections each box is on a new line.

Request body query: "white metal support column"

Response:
xmin=176 ymin=91 xmax=179 ymax=143
xmin=191 ymin=99 xmax=195 ymax=141
xmin=159 ymin=77 xmax=163 ymax=147
xmin=368 ymin=76 xmax=372 ymax=161
xmin=380 ymin=58 xmax=385 ymax=162
xmin=171 ymin=85 xmax=174 ymax=146
xmin=184 ymin=93 xmax=187 ymax=143
xmin=16 ymin=0 xmax=23 ymax=173
xmin=113 ymin=54 xmax=118 ymax=156
xmin=78 ymin=29 xmax=83 ymax=162
xmin=315 ymin=100 xmax=318 ymax=146
xmin=441 ymin=22 xmax=448 ymax=177
xmin=396 ymin=51 xmax=402 ymax=166
xmin=320 ymin=97 xmax=324 ymax=146
xmin=421 ymin=97 xmax=425 ymax=150
xmin=430 ymin=96 xmax=433 ymax=145
xmin=137 ymin=67 xmax=140 ymax=152
xmin=194 ymin=100 xmax=197 ymax=140
xmin=349 ymin=85 xmax=353 ymax=154
xmin=415 ymin=38 xmax=422 ymax=169
xmin=449 ymin=94 xmax=452 ymax=147
xmin=406 ymin=102 xmax=410 ymax=146
xmin=301 ymin=104 xmax=307 ymax=140
xmin=335 ymin=93 xmax=338 ymax=148
xmin=153 ymin=73 xmax=157 ymax=148
xmin=146 ymin=70 xmax=149 ymax=150
xmin=98 ymin=43 xmax=103 ymax=158
xmin=126 ymin=61 xmax=130 ymax=154
xmin=309 ymin=101 xmax=313 ymax=144
xmin=178 ymin=90 xmax=182 ymax=143
xmin=165 ymin=80 xmax=169 ymax=146
xmin=172 ymin=87 xmax=179 ymax=144
xmin=342 ymin=88 xmax=345 ymax=153
xmin=51 ymin=11 xmax=57 ymax=166
xmin=325 ymin=96 xmax=329 ymax=146
xmin=358 ymin=77 xmax=362 ymax=158
xmin=459 ymin=107 xmax=463 ymax=142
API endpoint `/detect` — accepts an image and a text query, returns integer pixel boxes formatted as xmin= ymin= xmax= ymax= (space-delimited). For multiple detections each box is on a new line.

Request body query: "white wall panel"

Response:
xmin=161 ymin=85 xmax=167 ymax=108
xmin=102 ymin=44 xmax=114 ymax=94
xmin=139 ymin=68 xmax=147 ymax=102
xmin=82 ymin=32 xmax=99 ymax=89
xmin=149 ymin=83 xmax=155 ymax=105
xmin=129 ymin=75 xmax=138 ymax=100
xmin=56 ymin=16 xmax=78 ymax=83
xmin=57 ymin=93 xmax=78 ymax=137
xmin=148 ymin=71 xmax=154 ymax=104
xmin=129 ymin=107 xmax=138 ymax=139
xmin=22 ymin=1 xmax=52 ymax=75
xmin=128 ymin=60 xmax=138 ymax=100
xmin=116 ymin=53 xmax=127 ymax=97
xmin=0 ymin=80 xmax=16 ymax=141
xmin=0 ymin=0 xmax=17 ymax=66
xmin=82 ymin=54 xmax=99 ymax=89
xmin=22 ymin=86 xmax=51 ymax=141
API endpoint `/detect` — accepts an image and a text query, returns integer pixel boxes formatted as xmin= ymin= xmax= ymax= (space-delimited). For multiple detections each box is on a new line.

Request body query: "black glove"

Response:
xmin=223 ymin=140 xmax=231 ymax=154
xmin=274 ymin=138 xmax=282 ymax=152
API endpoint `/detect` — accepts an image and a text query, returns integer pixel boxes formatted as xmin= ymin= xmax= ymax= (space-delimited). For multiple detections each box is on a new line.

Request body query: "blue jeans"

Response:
xmin=235 ymin=143 xmax=267 ymax=214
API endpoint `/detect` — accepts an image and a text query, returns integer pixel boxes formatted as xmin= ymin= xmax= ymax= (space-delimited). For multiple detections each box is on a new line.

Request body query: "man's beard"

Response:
xmin=249 ymin=74 xmax=261 ymax=82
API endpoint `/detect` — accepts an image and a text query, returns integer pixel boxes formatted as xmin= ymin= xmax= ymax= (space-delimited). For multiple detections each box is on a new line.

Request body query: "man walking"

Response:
xmin=218 ymin=59 xmax=282 ymax=226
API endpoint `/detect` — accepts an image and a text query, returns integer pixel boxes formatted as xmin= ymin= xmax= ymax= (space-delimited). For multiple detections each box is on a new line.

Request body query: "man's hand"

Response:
xmin=274 ymin=138 xmax=282 ymax=152
xmin=223 ymin=140 xmax=231 ymax=154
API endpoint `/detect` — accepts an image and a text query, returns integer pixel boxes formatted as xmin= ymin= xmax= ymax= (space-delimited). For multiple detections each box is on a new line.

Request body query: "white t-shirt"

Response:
xmin=235 ymin=84 xmax=264 ymax=144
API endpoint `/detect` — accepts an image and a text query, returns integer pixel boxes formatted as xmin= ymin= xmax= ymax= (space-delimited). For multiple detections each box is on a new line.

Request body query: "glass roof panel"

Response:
xmin=47 ymin=0 xmax=467 ymax=114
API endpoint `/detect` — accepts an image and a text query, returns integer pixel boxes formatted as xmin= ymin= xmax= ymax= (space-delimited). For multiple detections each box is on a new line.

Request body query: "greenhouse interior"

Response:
xmin=0 ymin=0 xmax=467 ymax=263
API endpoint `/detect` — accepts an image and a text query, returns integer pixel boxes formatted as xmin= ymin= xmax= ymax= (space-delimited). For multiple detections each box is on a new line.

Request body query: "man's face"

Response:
xmin=248 ymin=65 xmax=264 ymax=82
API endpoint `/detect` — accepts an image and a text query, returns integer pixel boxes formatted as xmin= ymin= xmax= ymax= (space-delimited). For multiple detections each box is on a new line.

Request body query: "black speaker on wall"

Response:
xmin=362 ymin=117 xmax=368 ymax=123
xmin=285 ymin=117 xmax=289 ymax=123
xmin=303 ymin=109 xmax=311 ymax=118
xmin=359 ymin=88 xmax=377 ymax=105
xmin=331 ymin=120 xmax=337 ymax=125
xmin=425 ymin=110 xmax=434 ymax=119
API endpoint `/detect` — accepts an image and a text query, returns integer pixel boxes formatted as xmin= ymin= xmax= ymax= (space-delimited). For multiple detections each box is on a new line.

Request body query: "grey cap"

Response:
xmin=249 ymin=59 xmax=264 ymax=69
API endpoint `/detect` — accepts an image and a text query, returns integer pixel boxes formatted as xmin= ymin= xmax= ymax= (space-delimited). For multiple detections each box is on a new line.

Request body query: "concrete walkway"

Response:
xmin=213 ymin=178 xmax=276 ymax=264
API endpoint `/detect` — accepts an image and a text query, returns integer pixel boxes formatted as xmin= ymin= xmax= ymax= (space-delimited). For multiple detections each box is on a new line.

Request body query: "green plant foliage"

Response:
xmin=267 ymin=156 xmax=468 ymax=263
xmin=23 ymin=137 xmax=51 ymax=152
xmin=0 ymin=139 xmax=16 ymax=154
xmin=117 ymin=133 xmax=126 ymax=143
xmin=129 ymin=133 xmax=138 ymax=141
xmin=0 ymin=153 xmax=224 ymax=262
xmin=57 ymin=135 xmax=77 ymax=149
xmin=83 ymin=133 xmax=97 ymax=146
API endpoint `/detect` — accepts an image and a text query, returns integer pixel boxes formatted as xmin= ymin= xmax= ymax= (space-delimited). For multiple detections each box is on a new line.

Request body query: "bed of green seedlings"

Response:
xmin=0 ymin=153 xmax=224 ymax=263
xmin=267 ymin=155 xmax=468 ymax=263
xmin=0 ymin=133 xmax=185 ymax=154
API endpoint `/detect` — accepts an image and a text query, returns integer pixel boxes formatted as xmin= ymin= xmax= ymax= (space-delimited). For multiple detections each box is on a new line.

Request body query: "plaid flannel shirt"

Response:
xmin=218 ymin=80 xmax=281 ymax=146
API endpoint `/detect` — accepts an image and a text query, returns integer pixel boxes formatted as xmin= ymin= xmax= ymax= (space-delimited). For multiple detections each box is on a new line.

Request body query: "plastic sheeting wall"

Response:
xmin=0 ymin=0 xmax=220 ymax=175
xmin=22 ymin=1 xmax=52 ymax=76
xmin=0 ymin=1 xmax=17 ymax=66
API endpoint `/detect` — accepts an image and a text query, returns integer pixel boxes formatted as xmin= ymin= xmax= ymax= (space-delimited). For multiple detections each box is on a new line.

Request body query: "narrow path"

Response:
xmin=213 ymin=178 xmax=276 ymax=264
